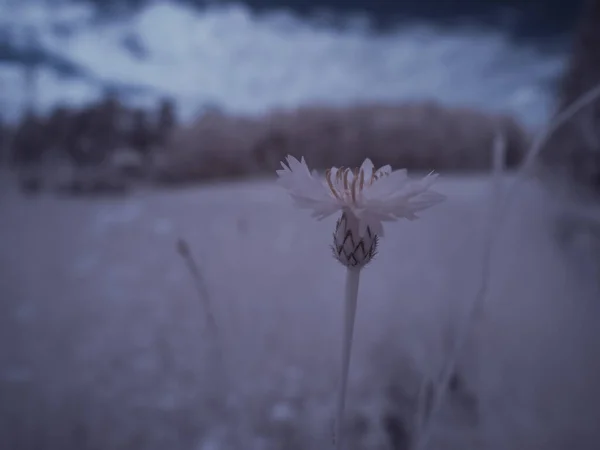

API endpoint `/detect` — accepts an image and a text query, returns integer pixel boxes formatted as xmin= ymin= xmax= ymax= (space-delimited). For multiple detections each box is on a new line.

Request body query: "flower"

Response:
xmin=276 ymin=155 xmax=447 ymax=448
xmin=276 ymin=155 xmax=446 ymax=239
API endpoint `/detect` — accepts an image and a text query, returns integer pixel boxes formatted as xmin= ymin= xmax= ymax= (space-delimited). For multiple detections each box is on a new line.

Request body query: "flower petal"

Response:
xmin=374 ymin=164 xmax=392 ymax=179
xmin=277 ymin=155 xmax=341 ymax=219
xmin=277 ymin=156 xmax=445 ymax=233
xmin=363 ymin=168 xmax=408 ymax=199
xmin=359 ymin=158 xmax=375 ymax=180
xmin=361 ymin=172 xmax=445 ymax=220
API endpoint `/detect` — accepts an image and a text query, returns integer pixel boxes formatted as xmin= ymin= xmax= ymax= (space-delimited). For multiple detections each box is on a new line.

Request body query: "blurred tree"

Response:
xmin=156 ymin=98 xmax=177 ymax=148
xmin=10 ymin=110 xmax=47 ymax=167
xmin=537 ymin=0 xmax=600 ymax=195
xmin=45 ymin=106 xmax=72 ymax=160
xmin=128 ymin=109 xmax=154 ymax=165
xmin=0 ymin=117 xmax=8 ymax=165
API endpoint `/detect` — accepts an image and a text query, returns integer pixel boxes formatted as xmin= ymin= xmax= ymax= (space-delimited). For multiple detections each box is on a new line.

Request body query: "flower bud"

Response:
xmin=332 ymin=212 xmax=378 ymax=268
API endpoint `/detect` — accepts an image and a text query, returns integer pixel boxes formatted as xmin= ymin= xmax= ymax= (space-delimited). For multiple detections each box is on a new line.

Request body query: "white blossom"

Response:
xmin=276 ymin=155 xmax=446 ymax=238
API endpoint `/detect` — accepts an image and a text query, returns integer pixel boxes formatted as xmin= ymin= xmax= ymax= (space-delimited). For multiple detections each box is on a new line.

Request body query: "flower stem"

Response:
xmin=334 ymin=267 xmax=361 ymax=450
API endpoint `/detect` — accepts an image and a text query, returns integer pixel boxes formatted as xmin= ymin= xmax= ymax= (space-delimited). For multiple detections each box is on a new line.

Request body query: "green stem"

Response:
xmin=334 ymin=267 xmax=361 ymax=450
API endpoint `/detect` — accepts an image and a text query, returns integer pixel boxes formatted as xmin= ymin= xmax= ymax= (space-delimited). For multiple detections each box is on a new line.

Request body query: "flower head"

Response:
xmin=276 ymin=155 xmax=446 ymax=238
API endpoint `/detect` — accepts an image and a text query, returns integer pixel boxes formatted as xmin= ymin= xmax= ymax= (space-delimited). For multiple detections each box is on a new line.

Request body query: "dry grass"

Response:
xmin=154 ymin=102 xmax=530 ymax=185
xmin=535 ymin=0 xmax=600 ymax=200
xmin=2 ymin=173 xmax=600 ymax=450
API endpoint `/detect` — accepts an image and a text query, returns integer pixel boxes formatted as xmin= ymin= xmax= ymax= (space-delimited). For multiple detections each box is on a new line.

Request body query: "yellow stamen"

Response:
xmin=336 ymin=168 xmax=343 ymax=183
xmin=326 ymin=168 xmax=340 ymax=199
xmin=343 ymin=168 xmax=350 ymax=191
xmin=326 ymin=163 xmax=387 ymax=204
xmin=351 ymin=168 xmax=359 ymax=203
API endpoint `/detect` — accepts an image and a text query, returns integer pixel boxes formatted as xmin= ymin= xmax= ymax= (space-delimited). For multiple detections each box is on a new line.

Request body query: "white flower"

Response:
xmin=276 ymin=156 xmax=447 ymax=447
xmin=276 ymin=155 xmax=446 ymax=238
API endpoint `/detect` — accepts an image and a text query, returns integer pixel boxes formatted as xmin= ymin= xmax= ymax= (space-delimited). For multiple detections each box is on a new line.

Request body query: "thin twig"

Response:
xmin=413 ymin=83 xmax=600 ymax=450
xmin=412 ymin=134 xmax=507 ymax=449
xmin=176 ymin=237 xmax=230 ymax=388
xmin=177 ymin=238 xmax=220 ymax=337
xmin=414 ymin=378 xmax=435 ymax=435
xmin=501 ymin=83 xmax=600 ymax=213
xmin=492 ymin=133 xmax=507 ymax=202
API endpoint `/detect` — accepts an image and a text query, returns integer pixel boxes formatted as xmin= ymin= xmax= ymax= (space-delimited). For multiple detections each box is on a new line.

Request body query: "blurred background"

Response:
xmin=3 ymin=1 xmax=600 ymax=449
xmin=0 ymin=0 xmax=584 ymax=189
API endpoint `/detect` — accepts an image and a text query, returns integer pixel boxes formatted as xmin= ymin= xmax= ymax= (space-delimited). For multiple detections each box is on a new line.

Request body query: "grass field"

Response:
xmin=1 ymin=172 xmax=599 ymax=450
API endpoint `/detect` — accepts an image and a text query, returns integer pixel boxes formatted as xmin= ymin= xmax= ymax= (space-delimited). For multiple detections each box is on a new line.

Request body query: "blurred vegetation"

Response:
xmin=1 ymin=97 xmax=529 ymax=196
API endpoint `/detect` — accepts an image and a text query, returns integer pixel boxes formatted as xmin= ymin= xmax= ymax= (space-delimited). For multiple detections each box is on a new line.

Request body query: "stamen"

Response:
xmin=325 ymin=169 xmax=340 ymax=199
xmin=327 ymin=163 xmax=386 ymax=203
xmin=343 ymin=169 xmax=350 ymax=191
xmin=351 ymin=168 xmax=358 ymax=203
xmin=336 ymin=168 xmax=344 ymax=185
